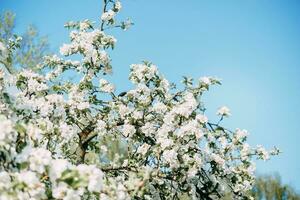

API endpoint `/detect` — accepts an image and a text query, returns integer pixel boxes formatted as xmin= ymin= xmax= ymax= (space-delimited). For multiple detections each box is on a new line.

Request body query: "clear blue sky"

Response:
xmin=1 ymin=0 xmax=300 ymax=190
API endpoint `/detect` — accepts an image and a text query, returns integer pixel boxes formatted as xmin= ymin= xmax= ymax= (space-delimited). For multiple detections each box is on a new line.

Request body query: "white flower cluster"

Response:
xmin=217 ymin=105 xmax=231 ymax=116
xmin=101 ymin=10 xmax=116 ymax=22
xmin=0 ymin=143 xmax=108 ymax=200
xmin=101 ymin=1 xmax=122 ymax=22
xmin=58 ymin=23 xmax=116 ymax=76
xmin=0 ymin=117 xmax=17 ymax=149
xmin=60 ymin=29 xmax=113 ymax=68
xmin=129 ymin=63 xmax=158 ymax=84
xmin=99 ymin=78 xmax=115 ymax=93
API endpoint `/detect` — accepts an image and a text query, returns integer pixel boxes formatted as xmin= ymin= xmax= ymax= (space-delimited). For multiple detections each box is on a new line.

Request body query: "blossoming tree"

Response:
xmin=0 ymin=1 xmax=279 ymax=199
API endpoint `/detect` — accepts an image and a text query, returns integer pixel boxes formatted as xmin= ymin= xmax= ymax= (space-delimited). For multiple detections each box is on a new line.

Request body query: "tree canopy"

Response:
xmin=0 ymin=1 xmax=280 ymax=199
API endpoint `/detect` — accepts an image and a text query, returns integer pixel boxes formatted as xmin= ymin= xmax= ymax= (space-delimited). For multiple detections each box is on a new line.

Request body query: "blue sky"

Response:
xmin=1 ymin=0 xmax=300 ymax=190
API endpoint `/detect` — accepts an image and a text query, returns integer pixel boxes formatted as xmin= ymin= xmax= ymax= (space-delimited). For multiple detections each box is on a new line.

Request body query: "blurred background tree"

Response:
xmin=223 ymin=174 xmax=300 ymax=200
xmin=250 ymin=174 xmax=300 ymax=200
xmin=0 ymin=11 xmax=49 ymax=72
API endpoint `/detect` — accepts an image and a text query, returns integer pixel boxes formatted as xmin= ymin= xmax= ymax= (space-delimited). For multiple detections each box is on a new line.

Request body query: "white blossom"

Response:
xmin=99 ymin=78 xmax=115 ymax=93
xmin=52 ymin=182 xmax=69 ymax=199
xmin=101 ymin=10 xmax=115 ymax=21
xmin=123 ymin=123 xmax=135 ymax=137
xmin=217 ymin=106 xmax=231 ymax=116
xmin=60 ymin=43 xmax=73 ymax=56
xmin=49 ymin=159 xmax=70 ymax=181
xmin=200 ymin=76 xmax=211 ymax=85
xmin=137 ymin=143 xmax=150 ymax=155
xmin=114 ymin=1 xmax=122 ymax=12
xmin=162 ymin=149 xmax=178 ymax=168
xmin=0 ymin=119 xmax=16 ymax=148
xmin=256 ymin=145 xmax=270 ymax=160
xmin=196 ymin=114 xmax=208 ymax=124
